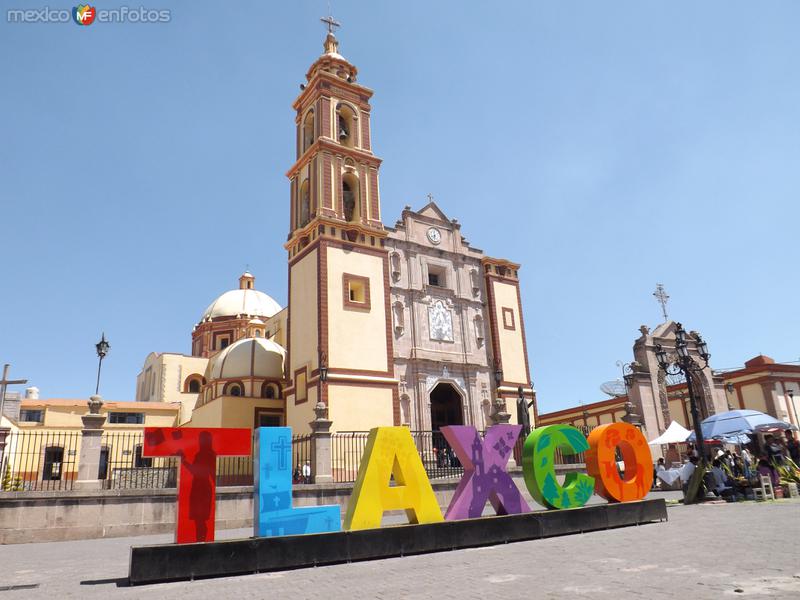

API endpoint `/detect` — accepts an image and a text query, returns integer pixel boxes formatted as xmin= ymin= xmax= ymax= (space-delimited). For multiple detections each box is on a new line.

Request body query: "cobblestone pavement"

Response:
xmin=1 ymin=497 xmax=798 ymax=599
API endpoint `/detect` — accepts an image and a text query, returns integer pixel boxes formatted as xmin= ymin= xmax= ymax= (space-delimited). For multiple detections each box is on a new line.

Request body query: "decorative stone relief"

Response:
xmin=428 ymin=300 xmax=453 ymax=342
xmin=425 ymin=374 xmax=466 ymax=394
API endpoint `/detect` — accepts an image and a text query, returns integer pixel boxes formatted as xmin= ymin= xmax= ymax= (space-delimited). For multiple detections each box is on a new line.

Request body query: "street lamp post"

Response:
xmin=319 ymin=351 xmax=328 ymax=384
xmin=654 ymin=322 xmax=711 ymax=463
xmin=94 ymin=333 xmax=110 ymax=396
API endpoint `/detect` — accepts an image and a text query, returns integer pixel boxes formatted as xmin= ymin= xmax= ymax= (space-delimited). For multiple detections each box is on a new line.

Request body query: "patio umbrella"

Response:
xmin=687 ymin=409 xmax=797 ymax=442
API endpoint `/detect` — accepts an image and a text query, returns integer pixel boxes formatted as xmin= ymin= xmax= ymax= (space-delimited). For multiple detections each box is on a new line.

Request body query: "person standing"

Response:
xmin=765 ymin=435 xmax=785 ymax=465
xmin=785 ymin=431 xmax=800 ymax=464
xmin=741 ymin=446 xmax=754 ymax=479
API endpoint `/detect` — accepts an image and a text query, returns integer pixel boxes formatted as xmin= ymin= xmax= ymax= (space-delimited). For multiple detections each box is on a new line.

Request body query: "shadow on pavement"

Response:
xmin=80 ymin=577 xmax=129 ymax=588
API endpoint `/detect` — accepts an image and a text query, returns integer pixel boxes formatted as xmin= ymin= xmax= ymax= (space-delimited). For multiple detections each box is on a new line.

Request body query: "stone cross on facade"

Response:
xmin=652 ymin=283 xmax=670 ymax=322
xmin=0 ymin=364 xmax=27 ymax=421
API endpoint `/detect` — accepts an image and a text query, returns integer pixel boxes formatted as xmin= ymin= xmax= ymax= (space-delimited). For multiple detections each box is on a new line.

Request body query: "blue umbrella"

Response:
xmin=687 ymin=409 xmax=797 ymax=442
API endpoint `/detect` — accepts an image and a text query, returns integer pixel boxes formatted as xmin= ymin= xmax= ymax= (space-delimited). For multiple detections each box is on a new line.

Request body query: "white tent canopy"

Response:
xmin=648 ymin=421 xmax=691 ymax=445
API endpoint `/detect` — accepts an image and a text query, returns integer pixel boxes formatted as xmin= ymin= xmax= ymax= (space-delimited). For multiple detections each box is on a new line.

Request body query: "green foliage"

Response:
xmin=773 ymin=458 xmax=800 ymax=484
xmin=1 ymin=464 xmax=23 ymax=492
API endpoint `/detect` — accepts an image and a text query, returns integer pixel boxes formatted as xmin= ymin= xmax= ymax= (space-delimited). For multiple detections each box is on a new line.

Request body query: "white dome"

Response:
xmin=201 ymin=288 xmax=282 ymax=321
xmin=206 ymin=337 xmax=285 ymax=381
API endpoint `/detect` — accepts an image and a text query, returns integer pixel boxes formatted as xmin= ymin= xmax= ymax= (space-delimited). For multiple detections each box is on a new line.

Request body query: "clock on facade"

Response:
xmin=426 ymin=227 xmax=441 ymax=245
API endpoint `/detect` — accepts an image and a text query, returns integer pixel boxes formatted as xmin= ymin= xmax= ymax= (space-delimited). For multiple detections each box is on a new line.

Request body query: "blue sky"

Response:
xmin=1 ymin=1 xmax=798 ymax=415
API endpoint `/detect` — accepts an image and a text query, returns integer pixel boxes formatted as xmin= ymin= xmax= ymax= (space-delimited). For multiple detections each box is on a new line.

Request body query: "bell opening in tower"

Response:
xmin=342 ymin=174 xmax=360 ymax=223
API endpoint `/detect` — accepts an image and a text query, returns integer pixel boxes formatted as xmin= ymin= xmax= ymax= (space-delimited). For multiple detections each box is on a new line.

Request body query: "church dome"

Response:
xmin=206 ymin=337 xmax=285 ymax=381
xmin=200 ymin=272 xmax=282 ymax=321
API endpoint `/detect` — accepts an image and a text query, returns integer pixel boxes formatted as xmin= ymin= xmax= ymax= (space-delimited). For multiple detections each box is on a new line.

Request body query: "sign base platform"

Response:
xmin=129 ymin=498 xmax=667 ymax=585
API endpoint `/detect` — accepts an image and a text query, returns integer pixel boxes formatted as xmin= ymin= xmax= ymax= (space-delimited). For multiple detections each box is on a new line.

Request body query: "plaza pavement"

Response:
xmin=0 ymin=492 xmax=798 ymax=599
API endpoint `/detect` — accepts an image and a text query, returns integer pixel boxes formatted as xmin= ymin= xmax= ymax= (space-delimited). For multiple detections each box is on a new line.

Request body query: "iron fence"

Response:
xmin=331 ymin=431 xmax=369 ymax=483
xmin=291 ymin=434 xmax=313 ymax=484
xmin=0 ymin=425 xmax=599 ymax=493
xmin=100 ymin=431 xmax=177 ymax=489
xmin=1 ymin=431 xmax=81 ymax=491
xmin=512 ymin=425 xmax=596 ymax=466
xmin=331 ymin=430 xmax=465 ymax=484
xmin=331 ymin=426 xmax=598 ymax=485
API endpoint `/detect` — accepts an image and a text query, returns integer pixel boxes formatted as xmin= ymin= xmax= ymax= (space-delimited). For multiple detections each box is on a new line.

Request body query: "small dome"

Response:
xmin=200 ymin=277 xmax=282 ymax=321
xmin=206 ymin=337 xmax=285 ymax=381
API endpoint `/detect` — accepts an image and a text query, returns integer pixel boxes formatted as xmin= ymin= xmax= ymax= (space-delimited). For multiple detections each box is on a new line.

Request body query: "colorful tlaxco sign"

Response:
xmin=143 ymin=422 xmax=654 ymax=544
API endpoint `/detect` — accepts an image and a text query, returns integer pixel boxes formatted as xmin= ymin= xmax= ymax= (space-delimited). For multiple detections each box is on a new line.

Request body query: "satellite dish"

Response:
xmin=600 ymin=380 xmax=628 ymax=398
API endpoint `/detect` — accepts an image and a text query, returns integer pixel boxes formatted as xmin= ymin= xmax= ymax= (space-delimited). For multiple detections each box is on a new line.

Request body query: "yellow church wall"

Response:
xmin=327 ymin=385 xmax=393 ymax=432
xmin=286 ymin=385 xmax=318 ymax=436
xmin=491 ymin=280 xmax=527 ymax=384
xmin=219 ymin=397 xmax=284 ymax=429
xmin=326 ymin=246 xmax=388 ymax=373
xmin=287 ymin=248 xmax=320 ymax=435
xmin=668 ymin=399 xmax=688 ymax=428
xmin=740 ymin=383 xmax=768 ymax=414
xmin=266 ymin=308 xmax=288 ymax=348
xmin=289 ymin=249 xmax=319 ymax=383
xmin=185 ymin=398 xmax=223 ymax=429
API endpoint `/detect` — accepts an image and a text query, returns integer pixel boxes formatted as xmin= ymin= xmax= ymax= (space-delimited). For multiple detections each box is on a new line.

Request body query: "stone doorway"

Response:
xmin=429 ymin=383 xmax=464 ymax=431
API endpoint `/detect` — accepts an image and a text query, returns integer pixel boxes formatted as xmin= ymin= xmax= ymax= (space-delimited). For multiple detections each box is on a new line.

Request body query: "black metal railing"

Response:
xmin=331 ymin=426 xmax=598 ymax=485
xmin=331 ymin=430 xmax=466 ymax=484
xmin=100 ymin=431 xmax=177 ymax=489
xmin=291 ymin=434 xmax=313 ymax=484
xmin=331 ymin=431 xmax=369 ymax=483
xmin=0 ymin=426 xmax=599 ymax=493
xmin=1 ymin=431 xmax=81 ymax=491
xmin=513 ymin=425 xmax=596 ymax=466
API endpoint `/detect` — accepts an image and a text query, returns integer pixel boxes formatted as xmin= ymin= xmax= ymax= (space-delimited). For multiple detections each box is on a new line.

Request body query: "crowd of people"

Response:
xmin=654 ymin=430 xmax=800 ymax=501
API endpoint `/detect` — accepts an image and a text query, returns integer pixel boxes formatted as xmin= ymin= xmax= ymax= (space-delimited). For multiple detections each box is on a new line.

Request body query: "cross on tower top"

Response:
xmin=652 ymin=283 xmax=670 ymax=322
xmin=320 ymin=14 xmax=340 ymax=34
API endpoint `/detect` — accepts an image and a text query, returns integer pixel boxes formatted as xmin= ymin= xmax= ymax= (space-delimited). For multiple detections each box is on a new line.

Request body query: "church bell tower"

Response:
xmin=285 ymin=19 xmax=398 ymax=433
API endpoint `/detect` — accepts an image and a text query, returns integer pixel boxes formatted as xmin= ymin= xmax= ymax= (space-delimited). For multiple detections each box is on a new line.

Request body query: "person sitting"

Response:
xmin=679 ymin=456 xmax=700 ymax=497
xmin=710 ymin=459 xmax=734 ymax=499
xmin=653 ymin=458 xmax=666 ymax=489
xmin=756 ymin=457 xmax=779 ymax=488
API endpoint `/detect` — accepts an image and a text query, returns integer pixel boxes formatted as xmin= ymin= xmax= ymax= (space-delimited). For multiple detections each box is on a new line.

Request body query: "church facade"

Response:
xmin=129 ymin=27 xmax=535 ymax=435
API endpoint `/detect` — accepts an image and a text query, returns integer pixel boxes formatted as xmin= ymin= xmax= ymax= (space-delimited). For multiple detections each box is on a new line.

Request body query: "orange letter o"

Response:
xmin=585 ymin=423 xmax=653 ymax=502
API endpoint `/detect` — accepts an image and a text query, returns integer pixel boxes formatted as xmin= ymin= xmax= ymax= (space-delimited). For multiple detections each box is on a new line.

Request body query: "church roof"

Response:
xmin=206 ymin=337 xmax=285 ymax=382
xmin=416 ymin=201 xmax=451 ymax=223
xmin=200 ymin=275 xmax=282 ymax=322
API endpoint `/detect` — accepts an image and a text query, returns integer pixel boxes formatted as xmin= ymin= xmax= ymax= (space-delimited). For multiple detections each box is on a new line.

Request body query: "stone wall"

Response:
xmin=0 ymin=467 xmax=581 ymax=544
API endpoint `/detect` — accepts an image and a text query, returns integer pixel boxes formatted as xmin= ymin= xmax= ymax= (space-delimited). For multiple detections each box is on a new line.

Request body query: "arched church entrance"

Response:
xmin=429 ymin=382 xmax=464 ymax=475
xmin=429 ymin=383 xmax=463 ymax=430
